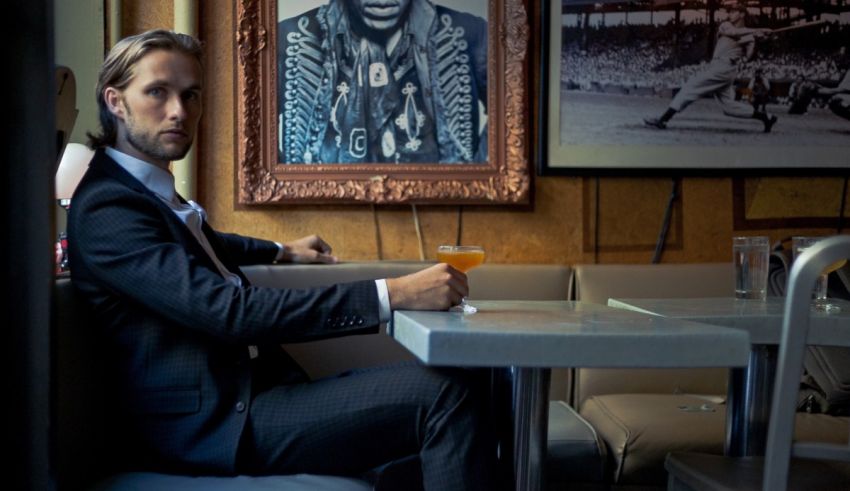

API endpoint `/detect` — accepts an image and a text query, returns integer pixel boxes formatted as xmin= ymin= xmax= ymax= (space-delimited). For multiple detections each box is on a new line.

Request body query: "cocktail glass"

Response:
xmin=792 ymin=236 xmax=846 ymax=313
xmin=437 ymin=245 xmax=485 ymax=313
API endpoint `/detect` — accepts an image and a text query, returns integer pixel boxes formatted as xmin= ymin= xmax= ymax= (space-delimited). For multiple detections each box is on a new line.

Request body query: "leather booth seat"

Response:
xmin=580 ymin=394 xmax=849 ymax=486
xmin=571 ymin=262 xmax=850 ymax=487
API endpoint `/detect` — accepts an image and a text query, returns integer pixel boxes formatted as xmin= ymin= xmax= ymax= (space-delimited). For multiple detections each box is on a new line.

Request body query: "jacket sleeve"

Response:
xmin=212 ymin=231 xmax=280 ymax=265
xmin=69 ymin=181 xmax=380 ymax=345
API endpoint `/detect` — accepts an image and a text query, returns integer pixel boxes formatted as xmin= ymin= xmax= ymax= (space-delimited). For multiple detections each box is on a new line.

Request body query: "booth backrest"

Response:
xmin=574 ymin=263 xmax=735 ymax=305
xmin=242 ymin=262 xmax=574 ymax=397
xmin=242 ymin=262 xmax=574 ymax=302
xmin=572 ymin=263 xmax=735 ymax=405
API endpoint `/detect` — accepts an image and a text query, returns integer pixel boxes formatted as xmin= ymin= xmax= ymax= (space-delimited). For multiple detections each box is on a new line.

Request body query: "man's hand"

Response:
xmin=386 ymin=263 xmax=468 ymax=311
xmin=279 ymin=234 xmax=338 ymax=264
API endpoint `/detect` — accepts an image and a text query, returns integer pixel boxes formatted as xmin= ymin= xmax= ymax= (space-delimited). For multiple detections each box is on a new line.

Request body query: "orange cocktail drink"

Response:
xmin=437 ymin=245 xmax=485 ymax=313
xmin=436 ymin=248 xmax=485 ymax=272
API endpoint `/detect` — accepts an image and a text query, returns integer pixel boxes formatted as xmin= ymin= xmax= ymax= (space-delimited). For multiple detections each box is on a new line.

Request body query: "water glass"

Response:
xmin=792 ymin=236 xmax=841 ymax=313
xmin=733 ymin=236 xmax=769 ymax=300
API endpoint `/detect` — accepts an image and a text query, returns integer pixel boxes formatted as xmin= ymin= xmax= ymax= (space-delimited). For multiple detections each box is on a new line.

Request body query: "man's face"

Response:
xmin=106 ymin=49 xmax=202 ymax=168
xmin=348 ymin=0 xmax=413 ymax=33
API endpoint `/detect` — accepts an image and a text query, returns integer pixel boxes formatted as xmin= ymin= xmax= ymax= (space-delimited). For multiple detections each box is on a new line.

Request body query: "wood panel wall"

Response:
xmin=120 ymin=0 xmax=847 ymax=265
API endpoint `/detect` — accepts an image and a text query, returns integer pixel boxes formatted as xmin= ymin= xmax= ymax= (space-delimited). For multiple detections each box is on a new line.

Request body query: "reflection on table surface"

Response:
xmin=608 ymin=297 xmax=850 ymax=346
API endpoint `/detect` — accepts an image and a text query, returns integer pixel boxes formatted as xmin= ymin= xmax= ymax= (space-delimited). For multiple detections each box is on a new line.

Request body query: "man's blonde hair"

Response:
xmin=87 ymin=29 xmax=203 ymax=149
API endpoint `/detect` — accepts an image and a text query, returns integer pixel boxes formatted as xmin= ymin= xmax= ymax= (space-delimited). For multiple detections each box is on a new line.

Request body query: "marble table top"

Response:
xmin=391 ymin=301 xmax=750 ymax=368
xmin=608 ymin=297 xmax=850 ymax=346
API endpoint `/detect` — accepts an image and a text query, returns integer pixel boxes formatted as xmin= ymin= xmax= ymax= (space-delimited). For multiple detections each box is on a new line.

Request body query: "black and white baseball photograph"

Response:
xmin=544 ymin=0 xmax=850 ymax=170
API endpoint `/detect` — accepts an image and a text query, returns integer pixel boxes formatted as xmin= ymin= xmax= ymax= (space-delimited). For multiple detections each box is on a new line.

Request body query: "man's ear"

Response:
xmin=103 ymin=87 xmax=125 ymax=120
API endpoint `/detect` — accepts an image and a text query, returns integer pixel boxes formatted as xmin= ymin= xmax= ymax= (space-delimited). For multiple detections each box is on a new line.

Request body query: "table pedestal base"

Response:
xmin=725 ymin=345 xmax=778 ymax=456
xmin=508 ymin=367 xmax=551 ymax=491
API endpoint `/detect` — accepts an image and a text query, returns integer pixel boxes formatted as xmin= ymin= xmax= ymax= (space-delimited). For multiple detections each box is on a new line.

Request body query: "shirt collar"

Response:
xmin=407 ymin=0 xmax=435 ymax=48
xmin=105 ymin=147 xmax=177 ymax=203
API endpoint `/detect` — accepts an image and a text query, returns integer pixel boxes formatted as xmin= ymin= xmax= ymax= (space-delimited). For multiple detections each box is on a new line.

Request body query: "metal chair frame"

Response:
xmin=762 ymin=235 xmax=850 ymax=490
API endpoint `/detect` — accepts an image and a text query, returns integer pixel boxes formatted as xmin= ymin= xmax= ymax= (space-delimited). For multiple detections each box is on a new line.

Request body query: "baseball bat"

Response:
xmin=770 ymin=19 xmax=827 ymax=34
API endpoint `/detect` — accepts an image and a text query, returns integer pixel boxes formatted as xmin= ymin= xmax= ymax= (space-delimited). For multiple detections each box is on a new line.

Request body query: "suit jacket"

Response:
xmin=67 ymin=149 xmax=381 ymax=474
xmin=277 ymin=0 xmax=488 ymax=164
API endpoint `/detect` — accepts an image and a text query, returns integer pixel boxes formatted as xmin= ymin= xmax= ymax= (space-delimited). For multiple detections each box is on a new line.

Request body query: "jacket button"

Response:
xmin=357 ymin=318 xmax=364 ymax=325
xmin=236 ymin=401 xmax=246 ymax=413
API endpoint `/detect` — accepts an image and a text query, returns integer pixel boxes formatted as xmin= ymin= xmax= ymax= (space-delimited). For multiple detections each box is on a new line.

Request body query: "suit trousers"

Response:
xmin=236 ymin=362 xmax=496 ymax=491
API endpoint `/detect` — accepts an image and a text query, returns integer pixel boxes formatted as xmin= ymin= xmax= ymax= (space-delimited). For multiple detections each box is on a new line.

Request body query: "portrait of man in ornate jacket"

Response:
xmin=277 ymin=0 xmax=488 ymax=165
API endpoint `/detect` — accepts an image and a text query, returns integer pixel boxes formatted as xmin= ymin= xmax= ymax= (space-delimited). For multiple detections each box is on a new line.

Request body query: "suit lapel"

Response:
xmin=91 ymin=150 xmax=242 ymax=281
xmin=174 ymin=192 xmax=251 ymax=285
xmin=169 ymin=192 xmax=250 ymax=285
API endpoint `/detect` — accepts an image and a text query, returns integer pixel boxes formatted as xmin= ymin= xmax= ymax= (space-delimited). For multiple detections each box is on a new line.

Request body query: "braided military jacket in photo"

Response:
xmin=277 ymin=0 xmax=487 ymax=164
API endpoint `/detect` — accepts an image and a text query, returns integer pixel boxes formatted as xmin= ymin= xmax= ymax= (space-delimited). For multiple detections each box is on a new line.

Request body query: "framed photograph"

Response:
xmin=540 ymin=0 xmax=850 ymax=174
xmin=235 ymin=0 xmax=532 ymax=204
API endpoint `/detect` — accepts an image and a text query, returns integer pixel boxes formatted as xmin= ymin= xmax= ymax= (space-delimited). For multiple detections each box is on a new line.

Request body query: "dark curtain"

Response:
xmin=2 ymin=1 xmax=55 ymax=490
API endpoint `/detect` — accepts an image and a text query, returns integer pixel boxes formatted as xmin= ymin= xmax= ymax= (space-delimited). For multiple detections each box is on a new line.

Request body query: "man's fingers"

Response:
xmin=317 ymin=239 xmax=332 ymax=255
xmin=386 ymin=263 xmax=471 ymax=311
xmin=431 ymin=264 xmax=468 ymax=305
xmin=429 ymin=264 xmax=468 ymax=297
xmin=296 ymin=251 xmax=337 ymax=264
xmin=446 ymin=272 xmax=469 ymax=299
xmin=309 ymin=234 xmax=333 ymax=254
xmin=314 ymin=252 xmax=338 ymax=264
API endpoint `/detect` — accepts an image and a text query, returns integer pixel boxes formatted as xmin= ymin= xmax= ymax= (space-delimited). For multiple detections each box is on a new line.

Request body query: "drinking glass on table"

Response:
xmin=792 ymin=237 xmax=846 ymax=313
xmin=437 ymin=245 xmax=485 ymax=313
xmin=733 ymin=236 xmax=769 ymax=300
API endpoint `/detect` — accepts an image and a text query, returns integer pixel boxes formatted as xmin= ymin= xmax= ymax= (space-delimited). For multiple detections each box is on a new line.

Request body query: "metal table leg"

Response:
xmin=509 ymin=367 xmax=551 ymax=491
xmin=725 ymin=344 xmax=778 ymax=456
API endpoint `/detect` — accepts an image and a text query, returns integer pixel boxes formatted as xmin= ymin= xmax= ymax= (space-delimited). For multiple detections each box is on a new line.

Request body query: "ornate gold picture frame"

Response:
xmin=235 ymin=0 xmax=531 ymax=204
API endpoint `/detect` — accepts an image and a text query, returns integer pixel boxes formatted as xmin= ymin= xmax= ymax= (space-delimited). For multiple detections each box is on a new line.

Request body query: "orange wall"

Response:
xmin=122 ymin=1 xmax=848 ymax=265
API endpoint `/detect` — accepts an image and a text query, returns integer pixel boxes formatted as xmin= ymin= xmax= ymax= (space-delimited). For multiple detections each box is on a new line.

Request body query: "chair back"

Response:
xmin=763 ymin=235 xmax=850 ymax=491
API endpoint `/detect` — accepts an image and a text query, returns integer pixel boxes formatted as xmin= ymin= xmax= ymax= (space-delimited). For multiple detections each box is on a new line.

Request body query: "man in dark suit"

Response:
xmin=68 ymin=29 xmax=493 ymax=491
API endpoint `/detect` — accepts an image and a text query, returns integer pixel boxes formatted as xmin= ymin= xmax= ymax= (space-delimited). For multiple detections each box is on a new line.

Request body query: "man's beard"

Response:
xmin=124 ymin=105 xmax=192 ymax=163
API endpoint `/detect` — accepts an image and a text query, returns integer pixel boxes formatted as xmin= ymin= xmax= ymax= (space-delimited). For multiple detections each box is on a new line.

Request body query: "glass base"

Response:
xmin=812 ymin=301 xmax=841 ymax=314
xmin=449 ymin=300 xmax=478 ymax=314
xmin=735 ymin=291 xmax=767 ymax=301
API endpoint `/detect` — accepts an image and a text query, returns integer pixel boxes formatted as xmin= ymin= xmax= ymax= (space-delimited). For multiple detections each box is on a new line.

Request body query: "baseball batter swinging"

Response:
xmin=644 ymin=1 xmax=778 ymax=132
